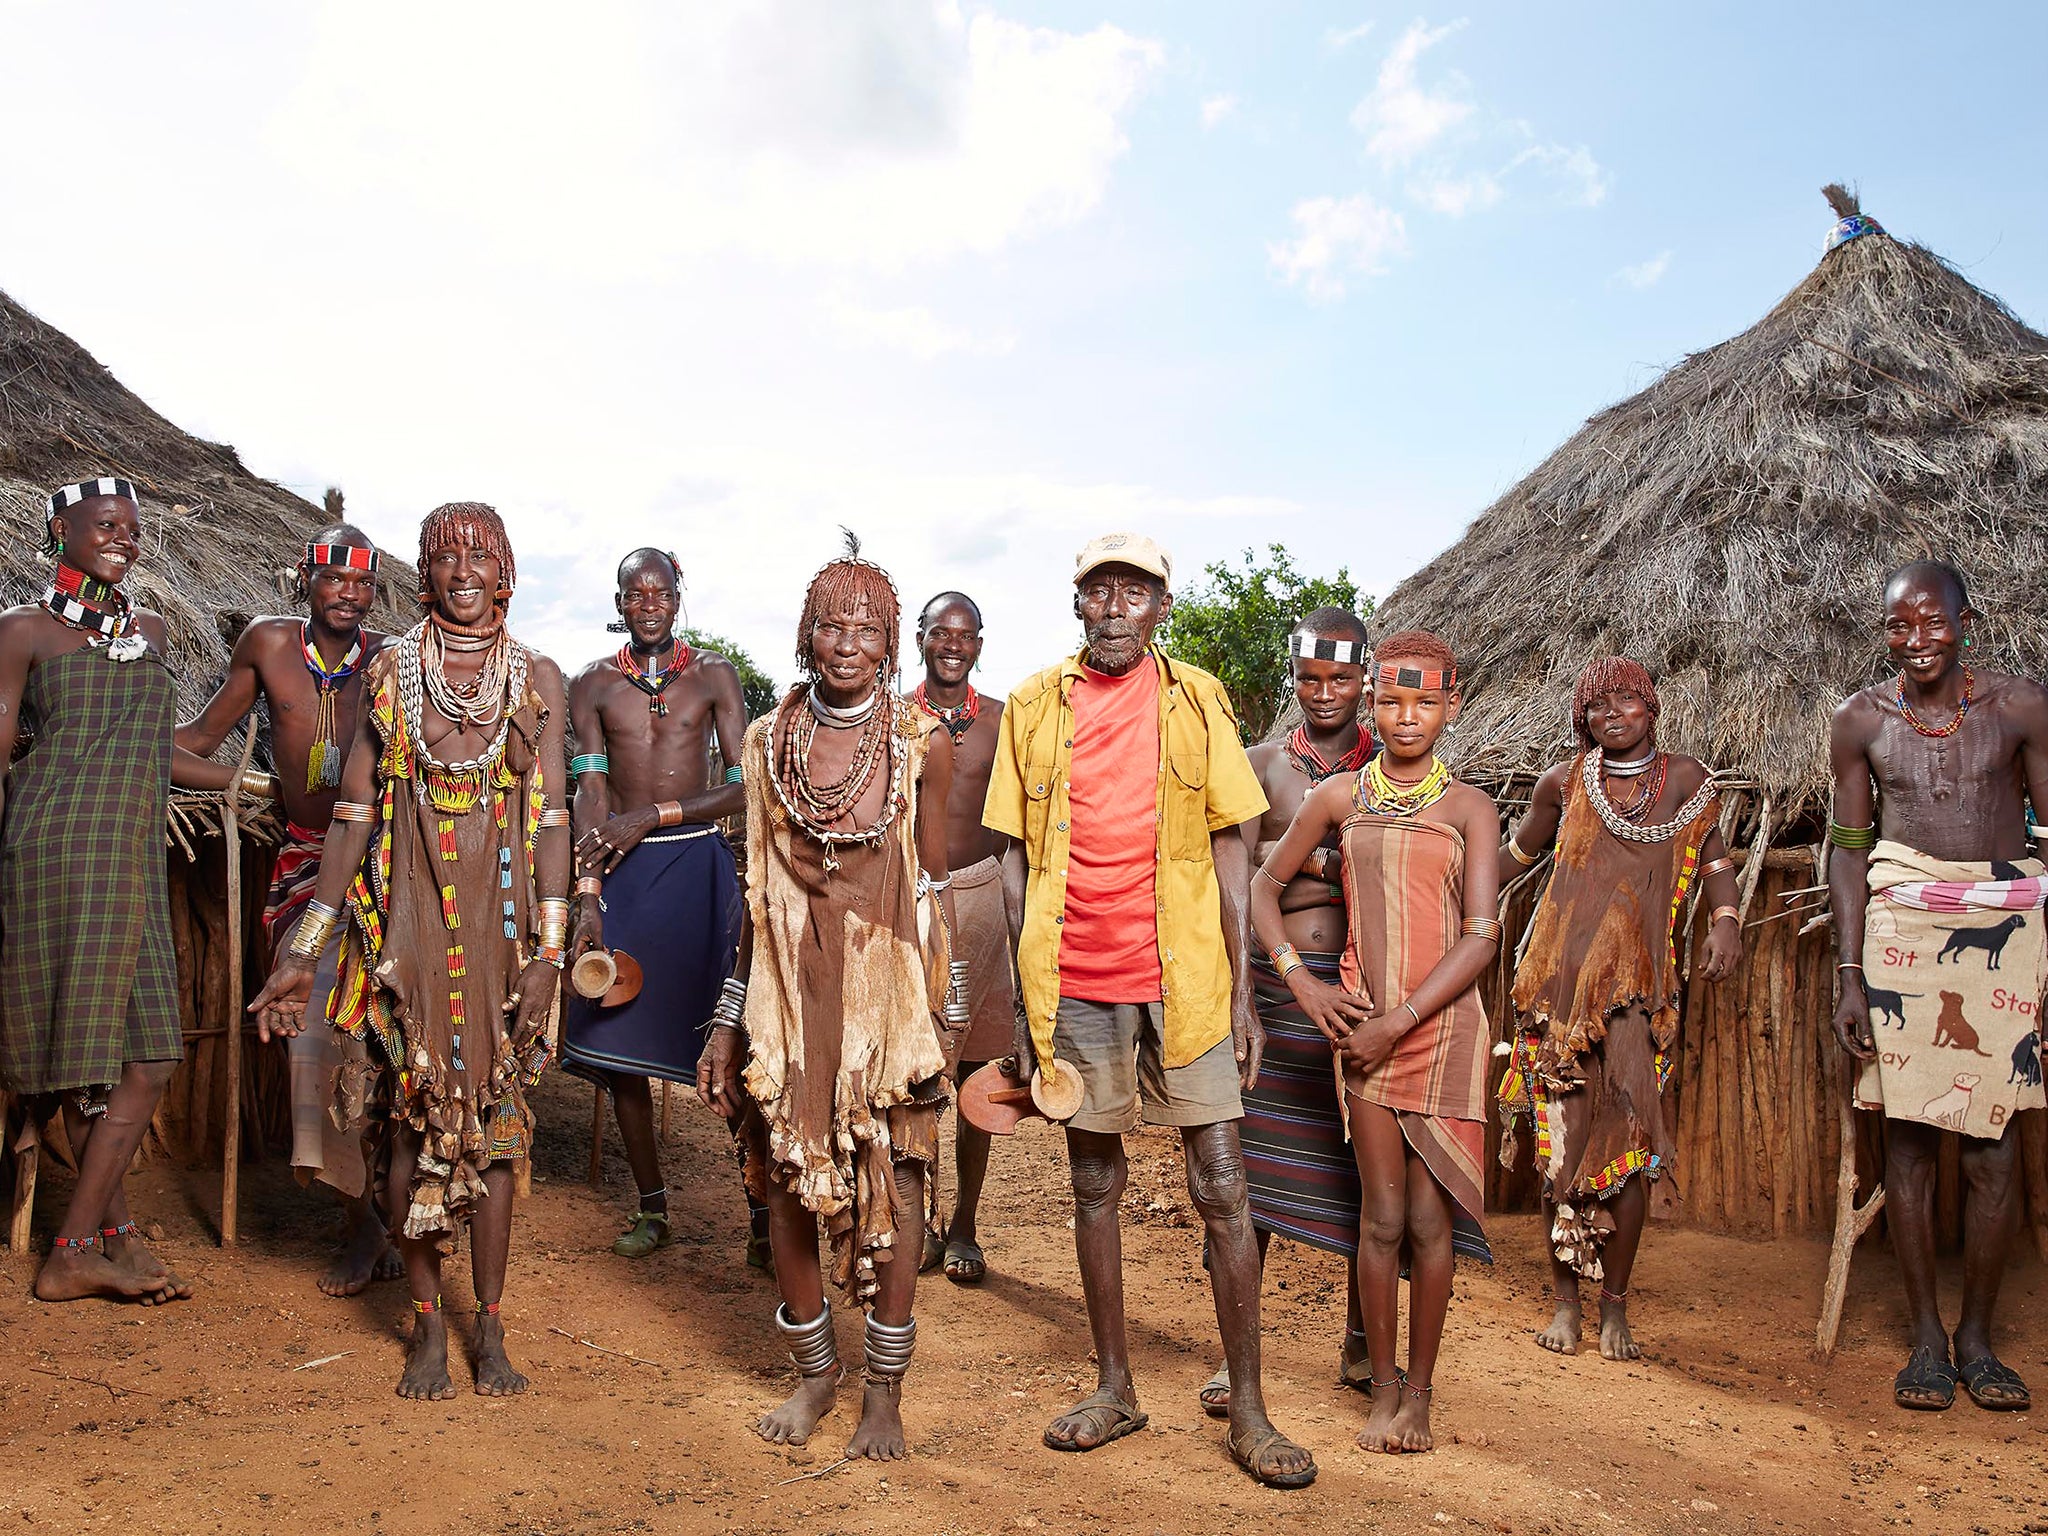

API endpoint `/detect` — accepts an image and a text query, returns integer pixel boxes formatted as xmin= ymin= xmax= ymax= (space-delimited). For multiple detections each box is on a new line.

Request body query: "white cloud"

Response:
xmin=1267 ymin=193 xmax=1408 ymax=302
xmin=1414 ymin=172 xmax=1502 ymax=217
xmin=1509 ymin=142 xmax=1610 ymax=207
xmin=1348 ymin=19 xmax=1471 ymax=169
xmin=827 ymin=294 xmax=1017 ymax=359
xmin=1200 ymin=93 xmax=1239 ymax=129
xmin=1613 ymin=250 xmax=1673 ymax=289
xmin=267 ymin=0 xmax=1165 ymax=273
xmin=1324 ymin=21 xmax=1376 ymax=51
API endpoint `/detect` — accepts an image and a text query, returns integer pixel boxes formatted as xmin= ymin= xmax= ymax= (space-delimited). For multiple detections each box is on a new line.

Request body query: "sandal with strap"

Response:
xmin=1957 ymin=1351 xmax=2030 ymax=1411
xmin=612 ymin=1212 xmax=673 ymax=1259
xmin=1198 ymin=1365 xmax=1231 ymax=1419
xmin=1226 ymin=1422 xmax=1319 ymax=1489
xmin=943 ymin=1237 xmax=988 ymax=1285
xmin=1893 ymin=1343 xmax=1957 ymax=1411
xmin=1043 ymin=1388 xmax=1149 ymax=1452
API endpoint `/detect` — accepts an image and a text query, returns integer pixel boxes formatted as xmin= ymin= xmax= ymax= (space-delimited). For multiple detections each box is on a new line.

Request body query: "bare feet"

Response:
xmin=1535 ymin=1296 xmax=1582 ymax=1355
xmin=757 ymin=1368 xmax=842 ymax=1446
xmin=33 ymin=1244 xmax=163 ymax=1303
xmin=1598 ymin=1294 xmax=1641 ymax=1361
xmin=472 ymin=1312 xmax=530 ymax=1396
xmin=844 ymin=1382 xmax=909 ymax=1460
xmin=1386 ymin=1381 xmax=1434 ymax=1453
xmin=397 ymin=1312 xmax=456 ymax=1401
xmin=102 ymin=1229 xmax=193 ymax=1306
xmin=320 ymin=1211 xmax=397 ymax=1298
xmin=1356 ymin=1373 xmax=1402 ymax=1452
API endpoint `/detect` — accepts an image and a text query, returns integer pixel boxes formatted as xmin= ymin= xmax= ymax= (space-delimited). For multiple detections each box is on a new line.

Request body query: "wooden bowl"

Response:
xmin=570 ymin=949 xmax=617 ymax=1000
xmin=1029 ymin=1058 xmax=1086 ymax=1122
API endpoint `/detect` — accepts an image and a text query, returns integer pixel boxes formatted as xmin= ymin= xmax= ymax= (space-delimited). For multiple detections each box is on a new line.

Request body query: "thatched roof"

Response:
xmin=1371 ymin=187 xmax=2048 ymax=821
xmin=0 ymin=288 xmax=418 ymax=714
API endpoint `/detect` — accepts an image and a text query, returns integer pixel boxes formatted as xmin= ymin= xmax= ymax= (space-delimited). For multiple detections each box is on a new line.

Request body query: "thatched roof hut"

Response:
xmin=1368 ymin=190 xmax=2048 ymax=1254
xmin=0 ymin=286 xmax=418 ymax=706
xmin=0 ymin=288 xmax=419 ymax=1201
xmin=1375 ymin=185 xmax=2048 ymax=829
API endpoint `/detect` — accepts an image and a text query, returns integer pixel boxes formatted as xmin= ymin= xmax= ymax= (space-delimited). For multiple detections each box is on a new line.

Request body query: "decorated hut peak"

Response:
xmin=1374 ymin=183 xmax=2048 ymax=837
xmin=1368 ymin=188 xmax=2048 ymax=1254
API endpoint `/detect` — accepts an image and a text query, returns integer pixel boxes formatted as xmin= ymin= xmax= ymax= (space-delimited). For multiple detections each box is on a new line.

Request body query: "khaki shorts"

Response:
xmin=1053 ymin=996 xmax=1242 ymax=1135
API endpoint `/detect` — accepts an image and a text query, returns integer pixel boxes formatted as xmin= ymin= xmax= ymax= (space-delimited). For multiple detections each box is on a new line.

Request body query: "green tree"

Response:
xmin=679 ymin=627 xmax=779 ymax=720
xmin=1165 ymin=545 xmax=1372 ymax=742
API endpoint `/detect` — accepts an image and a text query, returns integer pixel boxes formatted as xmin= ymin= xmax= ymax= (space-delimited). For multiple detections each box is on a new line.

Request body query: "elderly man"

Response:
xmin=1830 ymin=560 xmax=2048 ymax=1413
xmin=983 ymin=533 xmax=1316 ymax=1488
xmin=173 ymin=515 xmax=395 ymax=1297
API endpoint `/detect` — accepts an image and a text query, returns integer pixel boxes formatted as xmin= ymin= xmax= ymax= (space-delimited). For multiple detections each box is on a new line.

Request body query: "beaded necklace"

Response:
xmin=769 ymin=687 xmax=904 ymax=873
xmin=1355 ymin=753 xmax=1453 ymax=817
xmin=912 ymin=681 xmax=979 ymax=740
xmin=1595 ymin=750 xmax=1668 ymax=824
xmin=1896 ymin=667 xmax=1971 ymax=739
xmin=1578 ymin=750 xmax=1717 ymax=845
xmin=41 ymin=563 xmax=133 ymax=641
xmin=617 ymin=636 xmax=691 ymax=717
xmin=302 ymin=621 xmax=366 ymax=790
xmin=395 ymin=619 xmax=528 ymax=810
xmin=1286 ymin=722 xmax=1371 ymax=784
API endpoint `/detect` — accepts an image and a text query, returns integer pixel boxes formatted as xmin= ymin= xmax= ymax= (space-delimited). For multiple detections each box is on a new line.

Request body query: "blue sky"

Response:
xmin=2 ymin=2 xmax=2043 ymax=693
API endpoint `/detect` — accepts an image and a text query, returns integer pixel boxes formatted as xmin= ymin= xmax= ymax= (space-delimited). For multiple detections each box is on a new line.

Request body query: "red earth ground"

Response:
xmin=4 ymin=1070 xmax=2045 ymax=1535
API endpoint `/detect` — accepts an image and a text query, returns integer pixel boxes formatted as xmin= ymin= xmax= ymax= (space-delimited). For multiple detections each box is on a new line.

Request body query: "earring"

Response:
xmin=1964 ymin=636 xmax=1974 ymax=648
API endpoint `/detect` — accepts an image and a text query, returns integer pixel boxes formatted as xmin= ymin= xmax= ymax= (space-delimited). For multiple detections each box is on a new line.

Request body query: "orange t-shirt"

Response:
xmin=1060 ymin=655 xmax=1163 ymax=1003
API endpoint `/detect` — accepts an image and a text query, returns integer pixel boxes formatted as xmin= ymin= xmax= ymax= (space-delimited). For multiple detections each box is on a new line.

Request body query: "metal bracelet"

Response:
xmin=657 ymin=801 xmax=684 ymax=828
xmin=1506 ymin=834 xmax=1540 ymax=868
xmin=945 ymin=961 xmax=972 ymax=1026
xmin=863 ymin=1314 xmax=917 ymax=1387
xmin=570 ymin=753 xmax=608 ymax=777
xmin=537 ymin=807 xmax=571 ymax=829
xmin=1461 ymin=917 xmax=1503 ymax=942
xmin=287 ymin=901 xmax=342 ymax=961
xmin=775 ymin=1302 xmax=839 ymax=1379
xmin=711 ymin=976 xmax=748 ymax=1032
xmin=238 ymin=769 xmax=279 ymax=800
xmin=1710 ymin=905 xmax=1741 ymax=927
xmin=575 ymin=875 xmax=604 ymax=896
xmin=331 ymin=800 xmax=377 ymax=824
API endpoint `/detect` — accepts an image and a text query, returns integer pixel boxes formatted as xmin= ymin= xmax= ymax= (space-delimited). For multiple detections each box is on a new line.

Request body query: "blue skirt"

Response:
xmin=561 ymin=826 xmax=742 ymax=1087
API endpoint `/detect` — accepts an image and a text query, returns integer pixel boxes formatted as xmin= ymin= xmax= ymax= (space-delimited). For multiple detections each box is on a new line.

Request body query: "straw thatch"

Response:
xmin=0 ymin=287 xmax=418 ymax=712
xmin=1371 ymin=186 xmax=2048 ymax=818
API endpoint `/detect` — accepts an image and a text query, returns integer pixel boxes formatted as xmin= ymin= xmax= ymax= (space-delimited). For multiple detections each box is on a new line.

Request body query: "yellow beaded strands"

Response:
xmin=1356 ymin=753 xmax=1453 ymax=817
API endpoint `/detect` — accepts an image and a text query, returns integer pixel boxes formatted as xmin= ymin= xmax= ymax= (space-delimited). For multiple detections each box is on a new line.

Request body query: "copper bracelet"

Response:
xmin=657 ymin=801 xmax=684 ymax=828
xmin=1698 ymin=855 xmax=1736 ymax=880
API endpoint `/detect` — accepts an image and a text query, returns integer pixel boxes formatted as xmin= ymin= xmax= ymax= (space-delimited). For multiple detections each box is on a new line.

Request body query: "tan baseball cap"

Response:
xmin=1073 ymin=532 xmax=1171 ymax=586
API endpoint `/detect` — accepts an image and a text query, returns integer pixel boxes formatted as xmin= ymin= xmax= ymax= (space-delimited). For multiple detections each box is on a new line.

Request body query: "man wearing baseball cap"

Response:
xmin=981 ymin=534 xmax=1317 ymax=1487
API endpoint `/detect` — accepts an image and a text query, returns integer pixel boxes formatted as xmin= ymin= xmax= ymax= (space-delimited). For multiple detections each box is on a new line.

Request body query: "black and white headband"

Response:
xmin=1290 ymin=633 xmax=1367 ymax=665
xmin=46 ymin=478 xmax=139 ymax=517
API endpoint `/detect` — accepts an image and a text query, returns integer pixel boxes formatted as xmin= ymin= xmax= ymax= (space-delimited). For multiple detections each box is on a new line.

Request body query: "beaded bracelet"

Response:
xmin=1269 ymin=942 xmax=1305 ymax=979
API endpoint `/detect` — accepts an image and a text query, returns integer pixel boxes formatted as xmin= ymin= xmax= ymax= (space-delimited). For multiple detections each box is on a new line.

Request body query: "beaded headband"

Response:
xmin=1375 ymin=663 xmax=1457 ymax=692
xmin=305 ymin=542 xmax=380 ymax=573
xmin=1291 ymin=634 xmax=1366 ymax=665
xmin=46 ymin=477 xmax=138 ymax=517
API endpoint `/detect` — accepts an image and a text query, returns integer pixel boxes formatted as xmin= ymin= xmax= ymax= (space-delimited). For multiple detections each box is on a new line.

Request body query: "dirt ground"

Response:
xmin=4 ymin=1071 xmax=2046 ymax=1536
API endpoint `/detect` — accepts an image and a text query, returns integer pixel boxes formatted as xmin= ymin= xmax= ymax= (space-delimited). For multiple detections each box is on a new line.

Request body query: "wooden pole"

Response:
xmin=5 ymin=1094 xmax=38 ymax=1253
xmin=219 ymin=731 xmax=256 ymax=1246
xmin=588 ymin=1085 xmax=605 ymax=1189
xmin=1815 ymin=1085 xmax=1885 ymax=1357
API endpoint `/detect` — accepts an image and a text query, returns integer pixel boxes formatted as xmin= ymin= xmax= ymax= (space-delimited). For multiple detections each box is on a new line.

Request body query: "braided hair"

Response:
xmin=794 ymin=530 xmax=901 ymax=681
xmin=417 ymin=501 xmax=516 ymax=603
xmin=1571 ymin=657 xmax=1659 ymax=748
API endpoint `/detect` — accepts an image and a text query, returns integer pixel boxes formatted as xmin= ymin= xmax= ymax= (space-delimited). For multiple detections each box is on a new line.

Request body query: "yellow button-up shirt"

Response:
xmin=982 ymin=646 xmax=1268 ymax=1075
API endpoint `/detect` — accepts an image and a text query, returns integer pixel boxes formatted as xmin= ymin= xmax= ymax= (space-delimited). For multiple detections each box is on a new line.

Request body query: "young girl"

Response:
xmin=1249 ymin=629 xmax=1499 ymax=1454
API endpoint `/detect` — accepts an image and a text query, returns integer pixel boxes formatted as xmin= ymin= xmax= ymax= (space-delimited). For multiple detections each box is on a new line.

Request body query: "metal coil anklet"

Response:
xmin=863 ymin=1314 xmax=917 ymax=1393
xmin=775 ymin=1301 xmax=840 ymax=1378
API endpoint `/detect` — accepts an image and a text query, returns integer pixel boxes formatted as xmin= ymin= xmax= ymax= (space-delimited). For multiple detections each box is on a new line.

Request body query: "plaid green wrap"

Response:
xmin=1 ymin=645 xmax=181 ymax=1093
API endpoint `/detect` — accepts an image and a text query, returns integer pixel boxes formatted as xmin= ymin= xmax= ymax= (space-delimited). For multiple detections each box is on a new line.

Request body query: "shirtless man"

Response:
xmin=565 ymin=549 xmax=747 ymax=1259
xmin=172 ymin=516 xmax=395 ymax=1296
xmin=1199 ymin=607 xmax=1374 ymax=1415
xmin=1830 ymin=560 xmax=2048 ymax=1412
xmin=909 ymin=592 xmax=1013 ymax=1285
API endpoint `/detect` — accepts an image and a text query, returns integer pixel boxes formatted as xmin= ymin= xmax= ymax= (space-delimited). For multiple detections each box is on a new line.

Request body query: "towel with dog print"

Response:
xmin=1854 ymin=840 xmax=2047 ymax=1141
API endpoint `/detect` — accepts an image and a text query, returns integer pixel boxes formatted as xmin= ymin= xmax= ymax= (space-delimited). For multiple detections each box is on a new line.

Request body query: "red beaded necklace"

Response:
xmin=912 ymin=681 xmax=979 ymax=739
xmin=1285 ymin=722 xmax=1371 ymax=783
xmin=1896 ymin=667 xmax=1972 ymax=738
xmin=617 ymin=636 xmax=691 ymax=716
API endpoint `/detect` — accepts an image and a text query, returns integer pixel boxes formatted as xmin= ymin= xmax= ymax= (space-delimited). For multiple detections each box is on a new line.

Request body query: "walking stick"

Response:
xmin=1815 ymin=1080 xmax=1884 ymax=1357
xmin=220 ymin=726 xmax=257 ymax=1246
